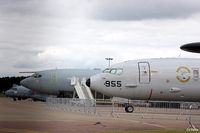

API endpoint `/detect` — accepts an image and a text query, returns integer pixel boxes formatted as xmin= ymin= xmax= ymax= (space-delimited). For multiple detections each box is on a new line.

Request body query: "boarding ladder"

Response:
xmin=71 ymin=77 xmax=94 ymax=100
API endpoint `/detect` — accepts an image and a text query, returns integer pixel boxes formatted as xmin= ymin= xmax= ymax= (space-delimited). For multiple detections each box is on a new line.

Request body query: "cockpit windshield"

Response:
xmin=103 ymin=68 xmax=111 ymax=73
xmin=31 ymin=73 xmax=42 ymax=78
xmin=11 ymin=88 xmax=17 ymax=91
xmin=103 ymin=68 xmax=123 ymax=75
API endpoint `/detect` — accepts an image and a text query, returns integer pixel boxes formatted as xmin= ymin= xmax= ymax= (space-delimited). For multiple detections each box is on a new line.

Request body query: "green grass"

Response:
xmin=0 ymin=92 xmax=5 ymax=97
xmin=98 ymin=130 xmax=200 ymax=133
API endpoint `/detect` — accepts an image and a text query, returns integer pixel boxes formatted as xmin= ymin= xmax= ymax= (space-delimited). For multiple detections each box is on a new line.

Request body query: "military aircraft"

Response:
xmin=86 ymin=58 xmax=200 ymax=113
xmin=5 ymin=84 xmax=47 ymax=101
xmin=20 ymin=69 xmax=101 ymax=98
xmin=5 ymin=84 xmax=32 ymax=101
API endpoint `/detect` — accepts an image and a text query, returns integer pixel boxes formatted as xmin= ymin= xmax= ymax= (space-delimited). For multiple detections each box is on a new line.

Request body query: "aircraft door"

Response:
xmin=138 ymin=62 xmax=151 ymax=84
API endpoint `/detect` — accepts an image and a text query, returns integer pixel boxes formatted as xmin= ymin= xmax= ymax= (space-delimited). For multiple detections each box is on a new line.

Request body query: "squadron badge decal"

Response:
xmin=176 ymin=66 xmax=191 ymax=83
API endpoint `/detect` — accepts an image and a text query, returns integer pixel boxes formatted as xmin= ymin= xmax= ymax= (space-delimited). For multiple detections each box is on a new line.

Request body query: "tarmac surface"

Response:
xmin=0 ymin=97 xmax=195 ymax=133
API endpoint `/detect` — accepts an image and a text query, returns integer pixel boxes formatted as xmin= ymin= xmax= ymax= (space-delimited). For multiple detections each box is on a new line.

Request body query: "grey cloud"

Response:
xmin=0 ymin=43 xmax=43 ymax=69
xmin=1 ymin=0 xmax=199 ymax=21
xmin=0 ymin=0 xmax=46 ymax=16
xmin=0 ymin=0 xmax=86 ymax=19
xmin=13 ymin=58 xmax=44 ymax=69
xmin=13 ymin=52 xmax=47 ymax=69
xmin=89 ymin=0 xmax=200 ymax=20
xmin=0 ymin=41 xmax=44 ymax=53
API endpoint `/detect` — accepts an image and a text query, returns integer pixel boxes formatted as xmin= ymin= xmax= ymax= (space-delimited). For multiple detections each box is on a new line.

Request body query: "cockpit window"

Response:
xmin=116 ymin=69 xmax=123 ymax=75
xmin=103 ymin=68 xmax=123 ymax=75
xmin=110 ymin=69 xmax=117 ymax=74
xmin=103 ymin=68 xmax=111 ymax=73
xmin=11 ymin=88 xmax=17 ymax=91
xmin=31 ymin=73 xmax=42 ymax=78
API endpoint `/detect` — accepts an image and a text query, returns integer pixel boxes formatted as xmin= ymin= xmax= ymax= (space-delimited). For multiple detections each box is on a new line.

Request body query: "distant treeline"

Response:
xmin=0 ymin=76 xmax=27 ymax=92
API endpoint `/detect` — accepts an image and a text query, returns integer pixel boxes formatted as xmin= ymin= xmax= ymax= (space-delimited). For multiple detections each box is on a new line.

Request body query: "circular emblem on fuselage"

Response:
xmin=176 ymin=66 xmax=191 ymax=83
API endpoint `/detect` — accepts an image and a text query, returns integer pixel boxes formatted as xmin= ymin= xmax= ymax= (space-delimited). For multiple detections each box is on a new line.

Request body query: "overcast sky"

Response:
xmin=1 ymin=0 xmax=200 ymax=76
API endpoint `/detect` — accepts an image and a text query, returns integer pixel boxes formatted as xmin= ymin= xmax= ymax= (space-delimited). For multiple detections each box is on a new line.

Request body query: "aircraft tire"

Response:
xmin=125 ymin=105 xmax=134 ymax=113
xmin=32 ymin=98 xmax=37 ymax=102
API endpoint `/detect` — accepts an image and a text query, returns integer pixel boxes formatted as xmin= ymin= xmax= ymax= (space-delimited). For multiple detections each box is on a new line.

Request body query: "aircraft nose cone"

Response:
xmin=5 ymin=90 xmax=9 ymax=96
xmin=89 ymin=74 xmax=103 ymax=92
xmin=86 ymin=78 xmax=90 ymax=87
xmin=20 ymin=77 xmax=41 ymax=92
xmin=20 ymin=78 xmax=32 ymax=88
xmin=5 ymin=90 xmax=14 ymax=97
xmin=20 ymin=79 xmax=27 ymax=87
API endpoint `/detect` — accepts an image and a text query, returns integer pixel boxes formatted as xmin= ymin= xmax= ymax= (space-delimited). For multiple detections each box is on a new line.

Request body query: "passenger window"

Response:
xmin=193 ymin=68 xmax=199 ymax=81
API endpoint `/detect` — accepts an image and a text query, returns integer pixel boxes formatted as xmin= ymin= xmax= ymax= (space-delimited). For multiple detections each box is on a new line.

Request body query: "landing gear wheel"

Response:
xmin=125 ymin=105 xmax=134 ymax=113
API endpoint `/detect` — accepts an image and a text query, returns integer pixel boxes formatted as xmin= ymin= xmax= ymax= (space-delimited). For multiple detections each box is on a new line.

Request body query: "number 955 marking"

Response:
xmin=104 ymin=81 xmax=122 ymax=87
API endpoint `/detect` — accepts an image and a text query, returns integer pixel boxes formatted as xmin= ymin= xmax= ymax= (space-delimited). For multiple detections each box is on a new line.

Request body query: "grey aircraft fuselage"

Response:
xmin=5 ymin=84 xmax=48 ymax=101
xmin=88 ymin=58 xmax=200 ymax=102
xmin=20 ymin=69 xmax=101 ymax=96
xmin=5 ymin=85 xmax=32 ymax=101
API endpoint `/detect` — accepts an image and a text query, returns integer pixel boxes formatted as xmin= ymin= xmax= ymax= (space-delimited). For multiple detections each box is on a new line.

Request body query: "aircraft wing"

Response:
xmin=19 ymin=71 xmax=38 ymax=73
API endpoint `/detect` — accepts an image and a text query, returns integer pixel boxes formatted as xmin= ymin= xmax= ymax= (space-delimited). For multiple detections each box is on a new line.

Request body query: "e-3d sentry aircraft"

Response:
xmin=20 ymin=69 xmax=101 ymax=98
xmin=86 ymin=58 xmax=200 ymax=112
